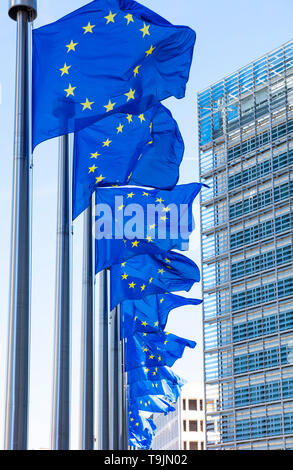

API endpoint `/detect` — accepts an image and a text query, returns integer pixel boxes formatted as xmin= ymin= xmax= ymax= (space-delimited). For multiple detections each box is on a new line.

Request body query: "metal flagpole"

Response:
xmin=121 ymin=337 xmax=129 ymax=450
xmin=5 ymin=0 xmax=37 ymax=451
xmin=109 ymin=305 xmax=121 ymax=450
xmin=97 ymin=269 xmax=110 ymax=449
xmin=80 ymin=197 xmax=95 ymax=450
xmin=51 ymin=134 xmax=71 ymax=450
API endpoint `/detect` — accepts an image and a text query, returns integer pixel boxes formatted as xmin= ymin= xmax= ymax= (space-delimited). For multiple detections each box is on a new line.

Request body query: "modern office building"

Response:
xmin=198 ymin=40 xmax=293 ymax=449
xmin=151 ymin=382 xmax=205 ymax=450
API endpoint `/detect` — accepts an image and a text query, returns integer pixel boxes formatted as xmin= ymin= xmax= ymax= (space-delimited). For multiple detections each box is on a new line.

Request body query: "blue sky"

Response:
xmin=0 ymin=0 xmax=293 ymax=450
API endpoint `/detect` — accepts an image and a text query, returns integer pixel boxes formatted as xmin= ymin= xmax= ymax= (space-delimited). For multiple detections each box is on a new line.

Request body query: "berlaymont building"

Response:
xmin=198 ymin=40 xmax=293 ymax=450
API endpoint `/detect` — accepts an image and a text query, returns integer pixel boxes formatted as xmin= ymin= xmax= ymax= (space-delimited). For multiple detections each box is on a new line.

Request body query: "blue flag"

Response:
xmin=125 ymin=330 xmax=196 ymax=370
xmin=73 ymin=103 xmax=184 ymax=218
xmin=95 ymin=183 xmax=203 ymax=272
xmin=127 ymin=364 xmax=186 ymax=385
xmin=129 ymin=378 xmax=184 ymax=403
xmin=110 ymin=250 xmax=200 ymax=309
xmin=121 ymin=293 xmax=202 ymax=337
xmin=128 ymin=411 xmax=156 ymax=449
xmin=129 ymin=394 xmax=175 ymax=414
xmin=32 ymin=0 xmax=196 ymax=149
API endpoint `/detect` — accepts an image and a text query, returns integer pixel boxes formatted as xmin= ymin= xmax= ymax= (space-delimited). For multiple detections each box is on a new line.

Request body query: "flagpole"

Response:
xmin=80 ymin=197 xmax=94 ymax=450
xmin=97 ymin=269 xmax=110 ymax=450
xmin=121 ymin=338 xmax=129 ymax=450
xmin=5 ymin=0 xmax=37 ymax=451
xmin=51 ymin=134 xmax=71 ymax=450
xmin=109 ymin=305 xmax=121 ymax=450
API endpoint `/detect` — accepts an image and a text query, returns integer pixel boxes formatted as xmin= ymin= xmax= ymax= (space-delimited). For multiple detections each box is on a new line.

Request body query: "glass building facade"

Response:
xmin=198 ymin=40 xmax=293 ymax=450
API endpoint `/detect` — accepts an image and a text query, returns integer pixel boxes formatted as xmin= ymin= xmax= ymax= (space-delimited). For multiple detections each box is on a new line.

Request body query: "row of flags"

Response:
xmin=32 ymin=0 xmax=201 ymax=449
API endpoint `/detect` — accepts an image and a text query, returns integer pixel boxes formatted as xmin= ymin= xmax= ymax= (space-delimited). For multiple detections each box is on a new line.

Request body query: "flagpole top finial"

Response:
xmin=8 ymin=0 xmax=37 ymax=22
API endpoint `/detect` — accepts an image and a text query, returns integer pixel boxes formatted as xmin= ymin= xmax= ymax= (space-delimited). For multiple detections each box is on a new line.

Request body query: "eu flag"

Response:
xmin=110 ymin=250 xmax=200 ymax=309
xmin=125 ymin=330 xmax=196 ymax=370
xmin=129 ymin=395 xmax=175 ymax=414
xmin=95 ymin=183 xmax=203 ymax=272
xmin=73 ymin=103 xmax=184 ymax=219
xmin=32 ymin=0 xmax=196 ymax=149
xmin=129 ymin=377 xmax=184 ymax=403
xmin=127 ymin=364 xmax=185 ymax=386
xmin=128 ymin=411 xmax=156 ymax=449
xmin=121 ymin=293 xmax=202 ymax=337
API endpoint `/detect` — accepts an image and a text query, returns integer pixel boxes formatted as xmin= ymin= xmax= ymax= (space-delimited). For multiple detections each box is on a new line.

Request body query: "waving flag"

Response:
xmin=95 ymin=183 xmax=203 ymax=272
xmin=121 ymin=293 xmax=202 ymax=337
xmin=129 ymin=394 xmax=175 ymax=414
xmin=127 ymin=364 xmax=186 ymax=386
xmin=128 ymin=411 xmax=156 ymax=449
xmin=125 ymin=330 xmax=196 ymax=370
xmin=110 ymin=250 xmax=200 ymax=309
xmin=32 ymin=0 xmax=196 ymax=149
xmin=73 ymin=104 xmax=184 ymax=218
xmin=129 ymin=378 xmax=184 ymax=403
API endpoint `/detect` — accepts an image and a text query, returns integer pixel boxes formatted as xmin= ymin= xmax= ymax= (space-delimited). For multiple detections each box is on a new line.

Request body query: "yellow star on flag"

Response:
xmin=149 ymin=224 xmax=156 ymax=230
xmin=149 ymin=355 xmax=154 ymax=359
xmin=96 ymin=175 xmax=105 ymax=183
xmin=88 ymin=164 xmax=97 ymax=173
xmin=143 ymin=192 xmax=149 ymax=197
xmin=60 ymin=63 xmax=71 ymax=76
xmin=146 ymin=236 xmax=153 ymax=243
xmin=118 ymin=204 xmax=124 ymax=211
xmin=146 ymin=45 xmax=156 ymax=56
xmin=66 ymin=40 xmax=78 ymax=52
xmin=141 ymin=284 xmax=146 ymax=292
xmin=156 ymin=198 xmax=164 ymax=203
xmin=132 ymin=240 xmax=139 ymax=247
xmin=158 ymin=269 xmax=165 ymax=275
xmin=163 ymin=207 xmax=170 ymax=213
xmin=83 ymin=22 xmax=95 ymax=34
xmin=149 ymin=277 xmax=153 ymax=284
xmin=140 ymin=23 xmax=150 ymax=37
xmin=121 ymin=262 xmax=127 ymax=267
xmin=116 ymin=123 xmax=124 ymax=133
xmin=81 ymin=98 xmax=94 ymax=111
xmin=121 ymin=273 xmax=128 ymax=280
xmin=165 ymin=258 xmax=171 ymax=264
xmin=64 ymin=84 xmax=76 ymax=97
xmin=90 ymin=152 xmax=100 ymax=159
xmin=104 ymin=99 xmax=116 ymax=112
xmin=160 ymin=298 xmax=164 ymax=304
xmin=125 ymin=88 xmax=136 ymax=101
xmin=105 ymin=11 xmax=116 ymax=24
xmin=154 ymin=321 xmax=159 ymax=327
xmin=127 ymin=192 xmax=135 ymax=198
xmin=129 ymin=282 xmax=136 ymax=289
xmin=138 ymin=114 xmax=145 ymax=123
xmin=126 ymin=114 xmax=133 ymax=123
xmin=141 ymin=321 xmax=147 ymax=327
xmin=133 ymin=65 xmax=141 ymax=77
xmin=103 ymin=138 xmax=112 ymax=147
xmin=160 ymin=215 xmax=167 ymax=221
xmin=125 ymin=13 xmax=134 ymax=25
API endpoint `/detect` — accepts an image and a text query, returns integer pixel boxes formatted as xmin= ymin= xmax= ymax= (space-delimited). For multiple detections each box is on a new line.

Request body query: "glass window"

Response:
xmin=189 ymin=441 xmax=198 ymax=450
xmin=189 ymin=400 xmax=197 ymax=411
xmin=183 ymin=420 xmax=186 ymax=432
xmin=189 ymin=420 xmax=198 ymax=432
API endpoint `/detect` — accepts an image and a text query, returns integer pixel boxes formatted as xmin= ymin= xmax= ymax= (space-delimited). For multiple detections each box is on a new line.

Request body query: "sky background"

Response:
xmin=0 ymin=0 xmax=293 ymax=450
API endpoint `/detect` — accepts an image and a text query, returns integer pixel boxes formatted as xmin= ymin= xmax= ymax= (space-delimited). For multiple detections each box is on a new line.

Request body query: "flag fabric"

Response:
xmin=127 ymin=364 xmax=186 ymax=385
xmin=128 ymin=411 xmax=156 ymax=449
xmin=95 ymin=183 xmax=203 ymax=272
xmin=73 ymin=103 xmax=184 ymax=219
xmin=129 ymin=394 xmax=176 ymax=414
xmin=110 ymin=250 xmax=200 ymax=309
xmin=124 ymin=330 xmax=196 ymax=370
xmin=129 ymin=377 xmax=184 ymax=403
xmin=32 ymin=0 xmax=196 ymax=149
xmin=121 ymin=293 xmax=202 ymax=337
